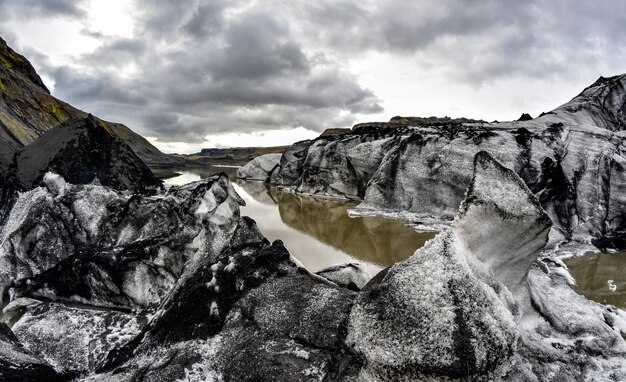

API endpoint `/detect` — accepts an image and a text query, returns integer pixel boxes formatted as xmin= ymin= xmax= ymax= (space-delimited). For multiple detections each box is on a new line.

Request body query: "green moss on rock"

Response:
xmin=51 ymin=104 xmax=68 ymax=123
xmin=0 ymin=54 xmax=13 ymax=69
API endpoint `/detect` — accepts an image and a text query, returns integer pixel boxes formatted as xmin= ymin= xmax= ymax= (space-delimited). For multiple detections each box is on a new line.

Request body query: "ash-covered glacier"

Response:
xmin=346 ymin=152 xmax=551 ymax=381
xmin=1 ymin=150 xmax=623 ymax=381
xmin=0 ymin=172 xmax=244 ymax=310
xmin=262 ymin=74 xmax=626 ymax=251
xmin=0 ymin=171 xmax=361 ymax=381
xmin=13 ymin=114 xmax=163 ymax=195
xmin=0 ymin=321 xmax=61 ymax=381
xmin=236 ymin=153 xmax=282 ymax=181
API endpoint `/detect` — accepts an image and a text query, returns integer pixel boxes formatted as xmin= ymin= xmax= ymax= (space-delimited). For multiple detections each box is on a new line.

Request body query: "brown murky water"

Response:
xmin=563 ymin=252 xmax=626 ymax=309
xmin=165 ymin=170 xmax=626 ymax=305
xmin=164 ymin=171 xmax=435 ymax=274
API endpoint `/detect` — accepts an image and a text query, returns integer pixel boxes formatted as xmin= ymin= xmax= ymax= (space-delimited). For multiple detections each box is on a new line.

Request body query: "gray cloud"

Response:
xmin=80 ymin=38 xmax=147 ymax=66
xmin=288 ymin=0 xmax=626 ymax=83
xmin=44 ymin=0 xmax=383 ymax=141
xmin=53 ymin=66 xmax=150 ymax=107
xmin=182 ymin=2 xmax=226 ymax=38
xmin=2 ymin=0 xmax=626 ymax=143
xmin=0 ymin=0 xmax=87 ymax=18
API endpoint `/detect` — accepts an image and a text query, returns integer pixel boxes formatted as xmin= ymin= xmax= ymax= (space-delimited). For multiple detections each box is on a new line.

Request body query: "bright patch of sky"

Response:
xmin=148 ymin=126 xmax=320 ymax=154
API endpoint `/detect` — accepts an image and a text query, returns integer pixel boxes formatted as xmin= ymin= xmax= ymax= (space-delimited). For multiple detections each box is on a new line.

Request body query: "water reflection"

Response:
xmin=236 ymin=180 xmax=435 ymax=273
xmin=564 ymin=252 xmax=626 ymax=309
xmin=163 ymin=169 xmax=435 ymax=274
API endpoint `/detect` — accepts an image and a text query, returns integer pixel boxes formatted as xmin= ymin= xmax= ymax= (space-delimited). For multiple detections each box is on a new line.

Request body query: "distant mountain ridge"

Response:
xmin=176 ymin=145 xmax=288 ymax=166
xmin=0 ymin=37 xmax=178 ymax=175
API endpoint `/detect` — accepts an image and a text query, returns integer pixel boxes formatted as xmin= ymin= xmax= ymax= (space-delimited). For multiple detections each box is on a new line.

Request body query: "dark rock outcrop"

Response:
xmin=352 ymin=115 xmax=486 ymax=131
xmin=0 ymin=37 xmax=48 ymax=92
xmin=14 ymin=115 xmax=162 ymax=194
xmin=517 ymin=113 xmax=533 ymax=121
xmin=320 ymin=128 xmax=350 ymax=137
xmin=0 ymin=37 xmax=176 ymax=170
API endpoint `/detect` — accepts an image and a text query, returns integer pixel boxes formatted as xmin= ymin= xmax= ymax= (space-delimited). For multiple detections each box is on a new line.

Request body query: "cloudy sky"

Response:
xmin=1 ymin=0 xmax=625 ymax=153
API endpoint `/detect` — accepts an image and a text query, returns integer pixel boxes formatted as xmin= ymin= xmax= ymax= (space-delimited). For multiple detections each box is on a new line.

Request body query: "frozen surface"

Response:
xmin=346 ymin=152 xmax=626 ymax=380
xmin=236 ymin=153 xmax=282 ymax=181
xmin=0 ymin=172 xmax=245 ymax=309
xmin=346 ymin=152 xmax=545 ymax=380
xmin=10 ymin=300 xmax=145 ymax=374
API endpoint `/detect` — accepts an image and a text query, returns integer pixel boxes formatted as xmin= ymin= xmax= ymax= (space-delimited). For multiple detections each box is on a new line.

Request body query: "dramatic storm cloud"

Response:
xmin=0 ymin=0 xmax=625 ymax=151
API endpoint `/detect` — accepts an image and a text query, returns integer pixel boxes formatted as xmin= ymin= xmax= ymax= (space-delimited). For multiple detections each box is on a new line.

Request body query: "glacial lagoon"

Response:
xmin=164 ymin=170 xmax=435 ymax=275
xmin=165 ymin=170 xmax=625 ymax=309
xmin=564 ymin=252 xmax=626 ymax=309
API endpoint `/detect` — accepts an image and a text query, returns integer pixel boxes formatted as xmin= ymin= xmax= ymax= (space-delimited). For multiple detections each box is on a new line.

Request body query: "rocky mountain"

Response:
xmin=0 ymin=37 xmax=178 ymax=171
xmin=14 ymin=115 xmax=162 ymax=194
xmin=253 ymin=74 xmax=626 ymax=251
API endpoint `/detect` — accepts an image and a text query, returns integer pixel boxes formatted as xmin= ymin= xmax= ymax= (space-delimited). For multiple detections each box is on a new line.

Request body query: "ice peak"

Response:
xmin=455 ymin=152 xmax=551 ymax=292
xmin=549 ymin=73 xmax=626 ymax=131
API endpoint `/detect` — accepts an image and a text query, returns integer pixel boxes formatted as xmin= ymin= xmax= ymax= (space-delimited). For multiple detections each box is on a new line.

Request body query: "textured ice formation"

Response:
xmin=0 ymin=321 xmax=61 ymax=381
xmin=261 ymin=74 xmax=626 ymax=249
xmin=0 ymin=172 xmax=244 ymax=309
xmin=455 ymin=152 xmax=552 ymax=294
xmin=236 ymin=153 xmax=282 ymax=181
xmin=268 ymin=139 xmax=312 ymax=186
xmin=506 ymin=260 xmax=626 ymax=380
xmin=95 ymin=228 xmax=360 ymax=381
xmin=345 ymin=151 xmax=626 ymax=381
xmin=215 ymin=269 xmax=358 ymax=381
xmin=548 ymin=74 xmax=626 ymax=131
xmin=8 ymin=300 xmax=145 ymax=374
xmin=346 ymin=152 xmax=550 ymax=381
